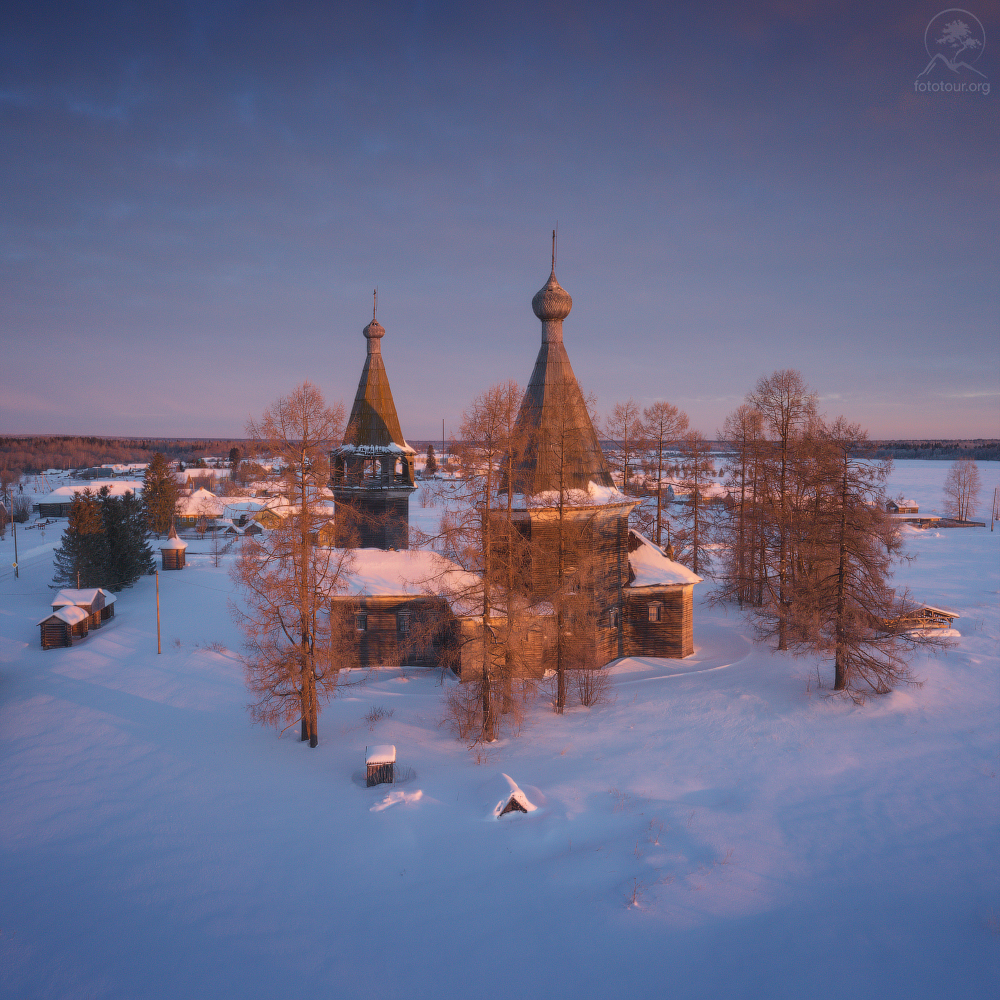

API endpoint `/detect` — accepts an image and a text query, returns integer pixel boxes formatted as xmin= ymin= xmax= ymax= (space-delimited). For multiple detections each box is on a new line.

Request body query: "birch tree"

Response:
xmin=643 ymin=400 xmax=688 ymax=548
xmin=942 ymin=458 xmax=981 ymax=521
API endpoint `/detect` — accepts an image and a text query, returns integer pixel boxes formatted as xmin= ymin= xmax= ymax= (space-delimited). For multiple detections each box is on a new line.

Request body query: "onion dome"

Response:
xmin=363 ymin=316 xmax=385 ymax=350
xmin=531 ymin=270 xmax=573 ymax=322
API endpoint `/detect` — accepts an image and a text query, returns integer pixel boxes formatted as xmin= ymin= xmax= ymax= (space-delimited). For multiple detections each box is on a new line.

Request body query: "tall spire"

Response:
xmin=503 ymin=240 xmax=613 ymax=495
xmin=344 ymin=302 xmax=404 ymax=447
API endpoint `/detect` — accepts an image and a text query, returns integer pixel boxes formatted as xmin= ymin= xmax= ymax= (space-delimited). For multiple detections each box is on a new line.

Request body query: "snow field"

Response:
xmin=0 ymin=464 xmax=998 ymax=999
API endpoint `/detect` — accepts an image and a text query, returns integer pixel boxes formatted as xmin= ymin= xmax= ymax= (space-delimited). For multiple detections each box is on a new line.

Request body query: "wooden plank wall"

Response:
xmin=624 ymin=585 xmax=694 ymax=658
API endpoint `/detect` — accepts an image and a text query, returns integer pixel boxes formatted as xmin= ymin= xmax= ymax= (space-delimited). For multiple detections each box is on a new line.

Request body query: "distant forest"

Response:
xmin=0 ymin=436 xmax=250 ymax=473
xmin=2 ymin=435 xmax=997 ymax=474
xmin=866 ymin=440 xmax=1000 ymax=461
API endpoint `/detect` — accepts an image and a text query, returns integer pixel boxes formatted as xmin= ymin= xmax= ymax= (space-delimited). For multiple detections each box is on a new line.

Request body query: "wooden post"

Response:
xmin=156 ymin=571 xmax=161 ymax=654
xmin=11 ymin=512 xmax=18 ymax=579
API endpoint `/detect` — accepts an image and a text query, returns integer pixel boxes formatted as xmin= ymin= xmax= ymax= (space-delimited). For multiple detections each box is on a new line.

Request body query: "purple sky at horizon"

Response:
xmin=2 ymin=1 xmax=997 ymax=441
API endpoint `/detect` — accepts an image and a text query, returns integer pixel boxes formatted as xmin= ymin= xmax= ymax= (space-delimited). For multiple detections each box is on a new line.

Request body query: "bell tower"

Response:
xmin=331 ymin=294 xmax=416 ymax=549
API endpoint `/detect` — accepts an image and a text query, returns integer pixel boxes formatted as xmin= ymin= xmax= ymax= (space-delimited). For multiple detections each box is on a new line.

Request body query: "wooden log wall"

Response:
xmin=39 ymin=620 xmax=72 ymax=649
xmin=335 ymin=595 xmax=455 ymax=669
xmin=624 ymin=585 xmax=694 ymax=658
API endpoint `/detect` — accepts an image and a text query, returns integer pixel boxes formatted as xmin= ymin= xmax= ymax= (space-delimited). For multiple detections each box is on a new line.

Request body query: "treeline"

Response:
xmin=868 ymin=440 xmax=1000 ymax=461
xmin=0 ymin=436 xmax=250 ymax=473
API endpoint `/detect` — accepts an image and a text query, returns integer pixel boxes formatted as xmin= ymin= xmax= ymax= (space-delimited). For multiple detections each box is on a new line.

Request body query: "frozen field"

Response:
xmin=1 ymin=462 xmax=998 ymax=999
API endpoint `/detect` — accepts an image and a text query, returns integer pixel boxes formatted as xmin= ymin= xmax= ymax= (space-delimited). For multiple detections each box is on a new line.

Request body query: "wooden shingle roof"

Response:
xmin=338 ymin=312 xmax=412 ymax=454
xmin=503 ymin=259 xmax=614 ymax=495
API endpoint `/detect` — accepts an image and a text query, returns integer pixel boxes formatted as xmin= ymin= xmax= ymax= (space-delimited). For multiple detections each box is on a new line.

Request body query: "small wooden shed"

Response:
xmin=38 ymin=605 xmax=90 ymax=649
xmin=159 ymin=525 xmax=188 ymax=570
xmin=366 ymin=745 xmax=396 ymax=787
xmin=51 ymin=588 xmax=115 ymax=630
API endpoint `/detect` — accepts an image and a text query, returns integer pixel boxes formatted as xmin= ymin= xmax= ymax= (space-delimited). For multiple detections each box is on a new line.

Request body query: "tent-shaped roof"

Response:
xmin=160 ymin=525 xmax=188 ymax=550
xmin=338 ymin=305 xmax=414 ymax=456
xmin=502 ymin=246 xmax=614 ymax=496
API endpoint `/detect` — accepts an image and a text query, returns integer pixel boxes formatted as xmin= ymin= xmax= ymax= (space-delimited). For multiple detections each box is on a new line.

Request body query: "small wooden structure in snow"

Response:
xmin=39 ymin=588 xmax=116 ymax=648
xmin=159 ymin=525 xmax=188 ymax=570
xmin=491 ymin=774 xmax=539 ymax=819
xmin=891 ymin=604 xmax=960 ymax=630
xmin=366 ymin=745 xmax=396 ymax=787
xmin=886 ymin=499 xmax=919 ymax=514
xmin=38 ymin=605 xmax=90 ymax=649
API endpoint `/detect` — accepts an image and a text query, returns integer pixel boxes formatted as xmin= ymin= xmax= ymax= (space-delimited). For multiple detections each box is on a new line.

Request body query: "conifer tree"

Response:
xmin=53 ymin=490 xmax=106 ymax=588
xmin=143 ymin=452 xmax=180 ymax=536
xmin=425 ymin=444 xmax=437 ymax=477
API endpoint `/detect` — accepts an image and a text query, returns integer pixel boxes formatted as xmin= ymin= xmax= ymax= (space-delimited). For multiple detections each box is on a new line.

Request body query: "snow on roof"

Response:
xmin=366 ymin=745 xmax=397 ymax=764
xmin=222 ymin=500 xmax=265 ymax=514
xmin=489 ymin=774 xmax=538 ymax=819
xmin=40 ymin=481 xmax=144 ymax=501
xmin=916 ymin=604 xmax=960 ymax=618
xmin=337 ymin=441 xmax=416 ymax=456
xmin=160 ymin=534 xmax=188 ymax=550
xmin=52 ymin=588 xmax=116 ymax=607
xmin=52 ymin=589 xmax=102 ymax=607
xmin=342 ymin=549 xmax=481 ymax=606
xmin=176 ymin=488 xmax=223 ymax=517
xmin=627 ymin=531 xmax=702 ymax=587
xmin=38 ymin=605 xmax=89 ymax=626
xmin=507 ymin=480 xmax=634 ymax=510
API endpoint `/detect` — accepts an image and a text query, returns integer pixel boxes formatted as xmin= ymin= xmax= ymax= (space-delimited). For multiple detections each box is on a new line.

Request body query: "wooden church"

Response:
xmin=329 ymin=247 xmax=700 ymax=675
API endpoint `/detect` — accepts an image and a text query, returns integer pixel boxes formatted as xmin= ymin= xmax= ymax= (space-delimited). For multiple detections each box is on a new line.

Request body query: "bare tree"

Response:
xmin=231 ymin=382 xmax=348 ymax=747
xmin=438 ymin=381 xmax=534 ymax=743
xmin=604 ymin=399 xmax=647 ymax=496
xmin=943 ymin=458 xmax=981 ymax=521
xmin=748 ymin=370 xmax=818 ymax=650
xmin=781 ymin=419 xmax=948 ymax=699
xmin=674 ymin=430 xmax=716 ymax=576
xmin=716 ymin=404 xmax=766 ymax=607
xmin=643 ymin=400 xmax=688 ymax=549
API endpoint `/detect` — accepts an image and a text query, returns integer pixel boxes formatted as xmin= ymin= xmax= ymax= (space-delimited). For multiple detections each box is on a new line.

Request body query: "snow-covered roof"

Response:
xmin=916 ymin=604 xmax=960 ymax=619
xmin=160 ymin=534 xmax=188 ymax=550
xmin=222 ymin=500 xmax=265 ymax=515
xmin=39 ymin=481 xmax=144 ymax=501
xmin=176 ymin=488 xmax=223 ymax=517
xmin=38 ymin=605 xmax=89 ymax=626
xmin=627 ymin=531 xmax=702 ymax=587
xmin=505 ymin=480 xmax=635 ymax=511
xmin=52 ymin=589 xmax=104 ymax=608
xmin=337 ymin=442 xmax=416 ymax=456
xmin=366 ymin=745 xmax=396 ymax=765
xmin=489 ymin=774 xmax=538 ymax=819
xmin=341 ymin=548 xmax=481 ymax=605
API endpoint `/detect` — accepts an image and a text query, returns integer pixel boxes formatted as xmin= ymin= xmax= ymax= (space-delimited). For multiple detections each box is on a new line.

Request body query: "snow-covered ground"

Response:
xmin=1 ymin=463 xmax=998 ymax=1000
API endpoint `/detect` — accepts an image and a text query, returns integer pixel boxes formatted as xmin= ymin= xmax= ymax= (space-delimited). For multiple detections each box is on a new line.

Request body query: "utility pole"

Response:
xmin=11 ymin=508 xmax=18 ymax=580
xmin=155 ymin=571 xmax=161 ymax=654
